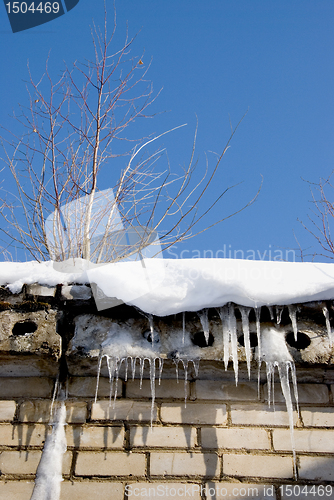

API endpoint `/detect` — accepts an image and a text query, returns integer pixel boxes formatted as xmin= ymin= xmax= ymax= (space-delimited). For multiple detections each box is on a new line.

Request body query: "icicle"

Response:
xmin=30 ymin=400 xmax=67 ymax=500
xmin=174 ymin=359 xmax=179 ymax=383
xmin=149 ymin=358 xmax=156 ymax=427
xmin=228 ymin=303 xmax=238 ymax=385
xmin=182 ymin=312 xmax=186 ymax=345
xmin=158 ymin=358 xmax=163 ymax=385
xmin=113 ymin=357 xmax=122 ymax=402
xmin=240 ymin=306 xmax=251 ymax=379
xmin=255 ymin=307 xmax=262 ymax=398
xmin=278 ymin=362 xmax=298 ymax=479
xmin=218 ymin=306 xmax=230 ymax=371
xmin=148 ymin=314 xmax=155 ymax=343
xmin=261 ymin=327 xmax=298 ymax=479
xmin=323 ymin=305 xmax=334 ymax=345
xmin=218 ymin=304 xmax=238 ymax=384
xmin=180 ymin=359 xmax=189 ymax=407
xmin=50 ymin=376 xmax=59 ymax=420
xmin=276 ymin=306 xmax=284 ymax=325
xmin=255 ymin=307 xmax=261 ymax=361
xmin=267 ymin=306 xmax=275 ymax=321
xmin=95 ymin=355 xmax=103 ymax=403
xmin=106 ymin=356 xmax=116 ymax=405
xmin=139 ymin=358 xmax=145 ymax=389
xmin=288 ymin=305 xmax=298 ymax=342
xmin=124 ymin=357 xmax=129 ymax=382
xmin=197 ymin=309 xmax=210 ymax=345
xmin=131 ymin=357 xmax=137 ymax=380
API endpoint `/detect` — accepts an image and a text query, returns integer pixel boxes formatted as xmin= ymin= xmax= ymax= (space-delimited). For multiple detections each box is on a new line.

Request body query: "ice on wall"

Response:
xmin=260 ymin=326 xmax=299 ymax=478
xmin=93 ymin=302 xmax=305 ymax=476
xmin=30 ymin=400 xmax=67 ymax=500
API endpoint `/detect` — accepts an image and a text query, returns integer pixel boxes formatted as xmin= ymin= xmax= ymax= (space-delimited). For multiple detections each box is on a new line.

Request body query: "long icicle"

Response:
xmin=288 ymin=305 xmax=298 ymax=342
xmin=323 ymin=305 xmax=334 ymax=346
xmin=30 ymin=399 xmax=67 ymax=500
xmin=228 ymin=303 xmax=238 ymax=385
xmin=240 ymin=306 xmax=251 ymax=379
xmin=197 ymin=309 xmax=210 ymax=345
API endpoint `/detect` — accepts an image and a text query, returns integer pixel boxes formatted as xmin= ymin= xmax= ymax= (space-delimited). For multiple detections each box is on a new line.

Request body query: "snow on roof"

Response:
xmin=1 ymin=258 xmax=334 ymax=316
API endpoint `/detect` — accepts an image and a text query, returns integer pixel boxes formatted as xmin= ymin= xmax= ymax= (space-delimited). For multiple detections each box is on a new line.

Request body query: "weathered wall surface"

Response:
xmin=0 ymin=284 xmax=334 ymax=499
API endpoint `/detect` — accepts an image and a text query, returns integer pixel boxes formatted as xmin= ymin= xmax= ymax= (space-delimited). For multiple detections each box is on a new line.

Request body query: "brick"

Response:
xmin=263 ymin=383 xmax=329 ymax=404
xmin=0 ymin=423 xmax=47 ymax=447
xmin=125 ymin=483 xmax=202 ymax=499
xmin=0 ymin=377 xmax=53 ymax=398
xmin=75 ymin=451 xmax=145 ymax=477
xmin=161 ymin=403 xmax=227 ymax=425
xmin=130 ymin=426 xmax=196 ymax=448
xmin=19 ymin=401 xmax=87 ymax=423
xmin=60 ymin=481 xmax=123 ymax=500
xmin=26 ymin=284 xmax=56 ymax=297
xmin=195 ymin=381 xmax=258 ymax=401
xmin=150 ymin=452 xmax=219 ymax=477
xmin=204 ymin=482 xmax=276 ymax=499
xmin=126 ymin=379 xmax=189 ymax=399
xmin=91 ymin=400 xmax=157 ymax=422
xmin=302 ymin=407 xmax=334 ymax=427
xmin=66 ymin=425 xmax=124 ymax=449
xmin=231 ymin=403 xmax=298 ymax=426
xmin=68 ymin=376 xmax=122 ymax=398
xmin=299 ymin=456 xmax=334 ymax=481
xmin=0 ymin=482 xmax=34 ymax=498
xmin=280 ymin=484 xmax=334 ymax=500
xmin=0 ymin=450 xmax=71 ymax=475
xmin=273 ymin=429 xmax=334 ymax=453
xmin=201 ymin=428 xmax=270 ymax=450
xmin=0 ymin=401 xmax=16 ymax=421
xmin=223 ymin=453 xmax=293 ymax=479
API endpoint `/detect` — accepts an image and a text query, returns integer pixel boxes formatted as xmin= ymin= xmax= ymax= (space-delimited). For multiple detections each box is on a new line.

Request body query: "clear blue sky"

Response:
xmin=0 ymin=0 xmax=333 ymax=262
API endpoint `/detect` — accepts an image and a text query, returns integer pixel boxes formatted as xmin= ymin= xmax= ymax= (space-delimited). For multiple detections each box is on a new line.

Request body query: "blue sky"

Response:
xmin=0 ymin=0 xmax=333 ymax=262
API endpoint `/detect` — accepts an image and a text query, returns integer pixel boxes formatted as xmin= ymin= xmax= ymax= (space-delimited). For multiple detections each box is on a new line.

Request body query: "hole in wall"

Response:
xmin=191 ymin=331 xmax=214 ymax=348
xmin=142 ymin=329 xmax=160 ymax=343
xmin=12 ymin=320 xmax=38 ymax=336
xmin=238 ymin=333 xmax=258 ymax=348
xmin=285 ymin=331 xmax=311 ymax=350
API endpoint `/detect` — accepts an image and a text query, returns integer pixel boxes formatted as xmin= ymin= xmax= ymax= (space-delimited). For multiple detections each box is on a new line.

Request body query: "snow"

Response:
xmin=1 ymin=258 xmax=334 ymax=315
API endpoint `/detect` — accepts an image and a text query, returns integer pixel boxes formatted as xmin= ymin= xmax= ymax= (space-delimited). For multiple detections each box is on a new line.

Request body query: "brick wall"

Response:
xmin=1 ymin=285 xmax=334 ymax=499
xmin=0 ymin=374 xmax=334 ymax=500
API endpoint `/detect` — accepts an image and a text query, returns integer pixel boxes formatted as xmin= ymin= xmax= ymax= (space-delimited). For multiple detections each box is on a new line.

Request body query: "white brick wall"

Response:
xmin=0 ymin=377 xmax=333 ymax=492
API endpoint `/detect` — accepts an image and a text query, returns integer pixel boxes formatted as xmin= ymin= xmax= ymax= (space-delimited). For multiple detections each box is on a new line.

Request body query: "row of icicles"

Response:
xmin=95 ymin=303 xmax=333 ymax=480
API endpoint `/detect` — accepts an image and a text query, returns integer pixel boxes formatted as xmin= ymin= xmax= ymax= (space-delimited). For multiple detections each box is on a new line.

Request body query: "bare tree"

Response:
xmin=298 ymin=171 xmax=334 ymax=260
xmin=0 ymin=7 xmax=259 ymax=263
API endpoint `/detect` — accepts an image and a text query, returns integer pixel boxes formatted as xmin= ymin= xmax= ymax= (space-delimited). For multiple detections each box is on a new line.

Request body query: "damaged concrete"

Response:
xmin=0 ymin=284 xmax=334 ymax=379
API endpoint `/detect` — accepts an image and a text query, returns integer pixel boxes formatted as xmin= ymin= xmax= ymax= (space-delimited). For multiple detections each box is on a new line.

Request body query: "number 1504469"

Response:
xmin=5 ymin=2 xmax=60 ymax=14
